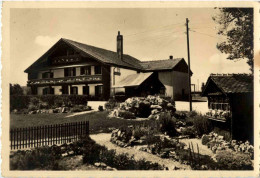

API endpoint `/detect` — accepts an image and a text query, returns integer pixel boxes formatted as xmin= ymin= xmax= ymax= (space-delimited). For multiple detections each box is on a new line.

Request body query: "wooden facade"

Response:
xmin=25 ymin=32 xmax=191 ymax=101
xmin=202 ymin=74 xmax=253 ymax=143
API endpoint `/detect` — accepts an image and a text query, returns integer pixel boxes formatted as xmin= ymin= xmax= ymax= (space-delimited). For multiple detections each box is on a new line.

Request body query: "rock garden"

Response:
xmin=106 ymin=95 xmax=254 ymax=170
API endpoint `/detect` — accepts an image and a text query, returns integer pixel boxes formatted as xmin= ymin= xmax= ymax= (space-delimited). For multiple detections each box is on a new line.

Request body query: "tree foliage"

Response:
xmin=213 ymin=8 xmax=253 ymax=72
xmin=10 ymin=83 xmax=24 ymax=95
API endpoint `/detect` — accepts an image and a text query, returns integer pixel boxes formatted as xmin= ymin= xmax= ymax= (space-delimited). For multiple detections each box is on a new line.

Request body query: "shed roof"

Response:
xmin=202 ymin=74 xmax=253 ymax=96
xmin=113 ymin=72 xmax=153 ymax=88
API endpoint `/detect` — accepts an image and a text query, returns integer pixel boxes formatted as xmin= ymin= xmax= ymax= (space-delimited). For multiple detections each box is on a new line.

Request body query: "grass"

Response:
xmin=10 ymin=111 xmax=150 ymax=134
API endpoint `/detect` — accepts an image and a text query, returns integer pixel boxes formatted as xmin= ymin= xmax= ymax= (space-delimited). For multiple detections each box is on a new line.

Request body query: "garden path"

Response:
xmin=179 ymin=138 xmax=214 ymax=157
xmin=90 ymin=133 xmax=191 ymax=170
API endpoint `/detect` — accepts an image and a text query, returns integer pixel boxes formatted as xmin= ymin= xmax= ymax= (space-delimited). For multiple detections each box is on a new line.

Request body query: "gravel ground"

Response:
xmin=90 ymin=133 xmax=191 ymax=170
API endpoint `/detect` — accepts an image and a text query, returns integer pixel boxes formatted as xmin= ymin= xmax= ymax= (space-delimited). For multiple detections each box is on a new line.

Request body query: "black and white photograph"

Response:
xmin=1 ymin=1 xmax=259 ymax=177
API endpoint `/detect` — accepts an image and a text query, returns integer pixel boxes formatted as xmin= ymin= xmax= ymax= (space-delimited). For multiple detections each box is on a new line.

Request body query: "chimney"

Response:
xmin=169 ymin=55 xmax=173 ymax=60
xmin=117 ymin=31 xmax=123 ymax=60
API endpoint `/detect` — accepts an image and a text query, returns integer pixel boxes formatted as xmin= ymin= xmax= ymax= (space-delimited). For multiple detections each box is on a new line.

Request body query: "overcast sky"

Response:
xmin=10 ymin=8 xmax=251 ymax=90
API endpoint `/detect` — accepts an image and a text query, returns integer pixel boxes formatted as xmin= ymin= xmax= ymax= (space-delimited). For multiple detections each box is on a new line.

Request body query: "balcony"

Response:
xmin=27 ymin=75 xmax=102 ymax=86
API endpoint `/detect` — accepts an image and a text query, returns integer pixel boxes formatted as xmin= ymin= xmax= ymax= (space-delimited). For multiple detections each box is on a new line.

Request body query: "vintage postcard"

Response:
xmin=1 ymin=1 xmax=259 ymax=177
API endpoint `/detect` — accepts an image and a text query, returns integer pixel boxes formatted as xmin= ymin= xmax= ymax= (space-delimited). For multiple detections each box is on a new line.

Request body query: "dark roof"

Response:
xmin=25 ymin=38 xmax=186 ymax=72
xmin=113 ymin=72 xmax=153 ymax=88
xmin=140 ymin=58 xmax=183 ymax=71
xmin=62 ymin=38 xmax=143 ymax=70
xmin=203 ymin=74 xmax=253 ymax=95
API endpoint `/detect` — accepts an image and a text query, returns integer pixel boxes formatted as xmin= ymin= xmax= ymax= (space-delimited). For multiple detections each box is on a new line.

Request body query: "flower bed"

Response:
xmin=202 ymin=132 xmax=254 ymax=159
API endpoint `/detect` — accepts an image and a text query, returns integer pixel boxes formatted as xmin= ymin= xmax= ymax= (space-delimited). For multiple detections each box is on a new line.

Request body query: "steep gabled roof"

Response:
xmin=202 ymin=74 xmax=253 ymax=96
xmin=25 ymin=38 xmax=187 ymax=73
xmin=62 ymin=38 xmax=143 ymax=70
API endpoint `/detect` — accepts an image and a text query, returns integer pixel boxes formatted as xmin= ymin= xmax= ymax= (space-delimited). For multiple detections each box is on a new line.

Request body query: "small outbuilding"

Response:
xmin=202 ymin=73 xmax=253 ymax=143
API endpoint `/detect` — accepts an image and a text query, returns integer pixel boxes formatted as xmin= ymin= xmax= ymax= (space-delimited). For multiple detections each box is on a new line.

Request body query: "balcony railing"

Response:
xmin=28 ymin=75 xmax=102 ymax=86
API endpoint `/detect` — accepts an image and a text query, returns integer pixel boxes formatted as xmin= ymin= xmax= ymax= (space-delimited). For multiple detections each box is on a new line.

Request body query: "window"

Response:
xmin=94 ymin=66 xmax=102 ymax=75
xmin=209 ymin=96 xmax=230 ymax=111
xmin=64 ymin=68 xmax=76 ymax=77
xmin=43 ymin=87 xmax=54 ymax=95
xmin=80 ymin=66 xmax=91 ymax=75
xmin=42 ymin=72 xmax=53 ymax=79
xmin=71 ymin=87 xmax=78 ymax=95
xmin=62 ymin=85 xmax=69 ymax=94
xmin=95 ymin=85 xmax=103 ymax=96
xmin=83 ymin=86 xmax=90 ymax=95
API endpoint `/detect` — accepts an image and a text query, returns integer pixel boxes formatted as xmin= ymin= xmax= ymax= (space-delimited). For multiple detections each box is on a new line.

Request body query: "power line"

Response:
xmin=190 ymin=29 xmax=226 ymax=40
xmin=126 ymin=30 xmax=184 ymax=43
xmin=125 ymin=22 xmax=184 ymax=37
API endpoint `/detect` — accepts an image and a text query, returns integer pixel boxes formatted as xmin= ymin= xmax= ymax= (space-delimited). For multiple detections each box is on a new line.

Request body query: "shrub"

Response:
xmin=30 ymin=97 xmax=40 ymax=107
xmin=71 ymin=105 xmax=83 ymax=112
xmin=105 ymin=98 xmax=118 ymax=110
xmin=98 ymin=105 xmax=104 ymax=111
xmin=213 ymin=128 xmax=232 ymax=142
xmin=10 ymin=146 xmax=62 ymax=170
xmin=138 ymin=102 xmax=151 ymax=118
xmin=216 ymin=150 xmax=253 ymax=170
xmin=202 ymin=135 xmax=211 ymax=145
xmin=158 ymin=112 xmax=177 ymax=137
xmin=181 ymin=126 xmax=196 ymax=138
xmin=175 ymin=149 xmax=218 ymax=170
xmin=28 ymin=104 xmax=37 ymax=111
xmin=118 ymin=110 xmax=136 ymax=119
xmin=10 ymin=95 xmax=30 ymax=111
xmin=193 ymin=116 xmax=213 ymax=136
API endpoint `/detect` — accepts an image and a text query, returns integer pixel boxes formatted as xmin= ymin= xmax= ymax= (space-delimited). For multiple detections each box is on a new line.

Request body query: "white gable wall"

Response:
xmin=110 ymin=66 xmax=138 ymax=95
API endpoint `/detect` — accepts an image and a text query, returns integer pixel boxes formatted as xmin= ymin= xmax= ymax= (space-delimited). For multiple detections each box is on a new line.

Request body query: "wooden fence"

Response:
xmin=10 ymin=121 xmax=89 ymax=150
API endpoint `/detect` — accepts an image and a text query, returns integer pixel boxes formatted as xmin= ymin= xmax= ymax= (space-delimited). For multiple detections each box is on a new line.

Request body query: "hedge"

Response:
xmin=10 ymin=95 xmax=100 ymax=111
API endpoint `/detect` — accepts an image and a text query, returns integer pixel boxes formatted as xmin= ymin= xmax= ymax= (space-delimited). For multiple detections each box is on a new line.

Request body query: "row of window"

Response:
xmin=209 ymin=102 xmax=230 ymax=111
xmin=42 ymin=85 xmax=103 ymax=96
xmin=42 ymin=66 xmax=102 ymax=79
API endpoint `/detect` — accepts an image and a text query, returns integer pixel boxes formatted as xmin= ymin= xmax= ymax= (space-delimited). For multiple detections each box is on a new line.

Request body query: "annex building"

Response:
xmin=25 ymin=32 xmax=192 ymax=101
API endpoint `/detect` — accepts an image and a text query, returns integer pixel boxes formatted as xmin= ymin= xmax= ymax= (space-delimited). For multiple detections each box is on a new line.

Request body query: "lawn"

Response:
xmin=10 ymin=111 xmax=150 ymax=134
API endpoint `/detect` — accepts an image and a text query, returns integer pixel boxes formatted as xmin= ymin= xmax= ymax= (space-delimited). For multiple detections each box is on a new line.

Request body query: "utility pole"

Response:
xmin=186 ymin=18 xmax=192 ymax=111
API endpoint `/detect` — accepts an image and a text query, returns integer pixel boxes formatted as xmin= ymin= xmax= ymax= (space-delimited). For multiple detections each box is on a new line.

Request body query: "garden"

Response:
xmin=9 ymin=94 xmax=254 ymax=170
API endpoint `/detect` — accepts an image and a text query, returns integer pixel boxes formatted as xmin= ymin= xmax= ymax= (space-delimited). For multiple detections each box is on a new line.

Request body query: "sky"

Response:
xmin=10 ymin=8 xmax=251 ymax=91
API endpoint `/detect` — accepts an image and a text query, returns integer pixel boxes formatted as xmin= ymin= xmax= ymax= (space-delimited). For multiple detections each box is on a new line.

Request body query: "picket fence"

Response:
xmin=10 ymin=121 xmax=89 ymax=150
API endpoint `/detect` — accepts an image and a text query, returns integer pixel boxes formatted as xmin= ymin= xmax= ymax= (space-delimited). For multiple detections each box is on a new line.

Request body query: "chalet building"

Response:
xmin=202 ymin=73 xmax=253 ymax=143
xmin=25 ymin=32 xmax=191 ymax=101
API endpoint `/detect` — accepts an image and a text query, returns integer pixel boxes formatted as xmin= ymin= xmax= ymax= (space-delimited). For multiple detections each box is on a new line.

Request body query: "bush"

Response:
xmin=28 ymin=104 xmax=37 ymax=111
xmin=216 ymin=150 xmax=253 ymax=170
xmin=71 ymin=106 xmax=82 ymax=112
xmin=105 ymin=98 xmax=118 ymax=110
xmin=118 ymin=110 xmax=136 ymax=119
xmin=98 ymin=105 xmax=104 ymax=111
xmin=10 ymin=146 xmax=62 ymax=170
xmin=10 ymin=95 xmax=30 ymax=111
xmin=175 ymin=149 xmax=218 ymax=170
xmin=158 ymin=112 xmax=178 ymax=137
xmin=193 ymin=116 xmax=213 ymax=136
xmin=138 ymin=102 xmax=151 ymax=118
xmin=202 ymin=135 xmax=211 ymax=145
xmin=181 ymin=126 xmax=196 ymax=138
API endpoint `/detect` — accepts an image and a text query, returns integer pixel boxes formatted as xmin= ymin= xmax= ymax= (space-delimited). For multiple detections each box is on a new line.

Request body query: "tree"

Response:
xmin=10 ymin=83 xmax=24 ymax=95
xmin=213 ymin=8 xmax=253 ymax=72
